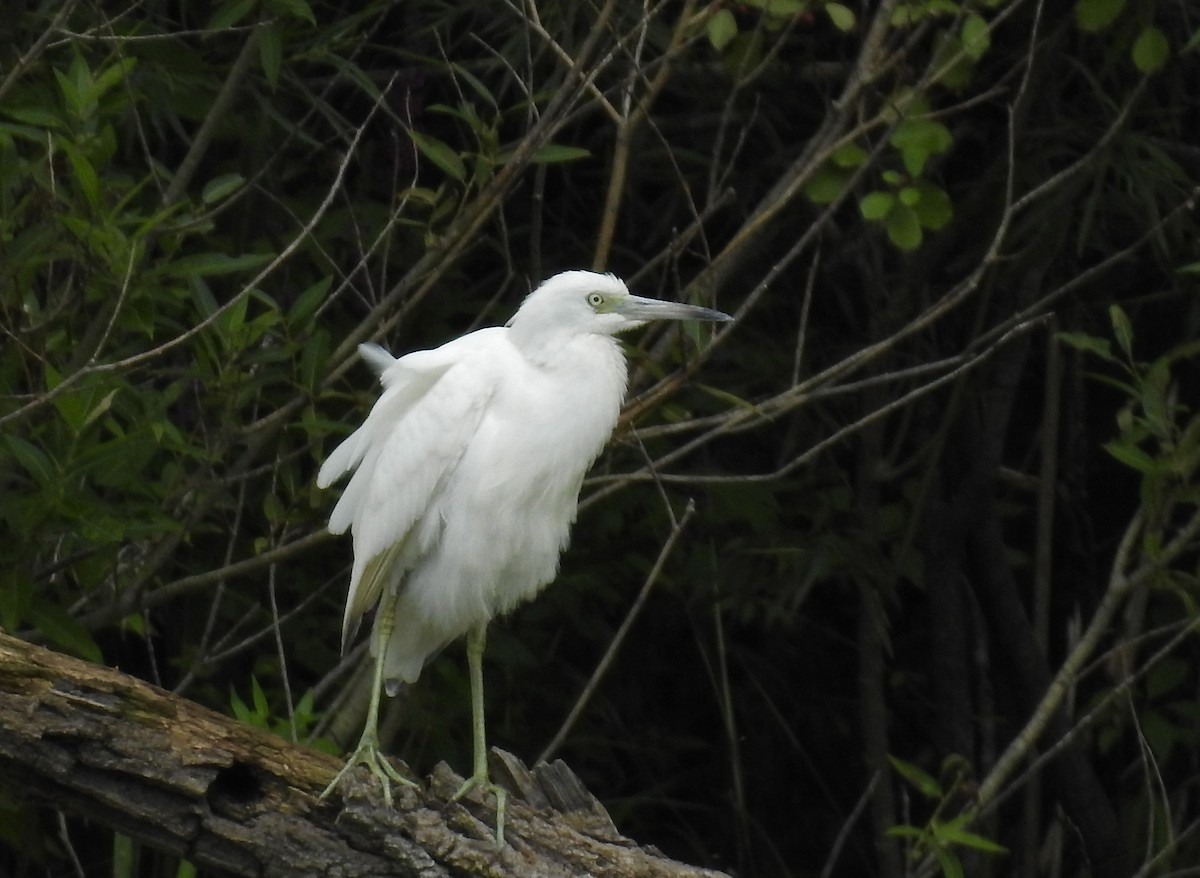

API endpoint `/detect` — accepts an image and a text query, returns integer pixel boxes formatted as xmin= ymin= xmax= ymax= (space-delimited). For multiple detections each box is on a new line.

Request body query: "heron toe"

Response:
xmin=451 ymin=770 xmax=509 ymax=846
xmin=320 ymin=733 xmax=417 ymax=806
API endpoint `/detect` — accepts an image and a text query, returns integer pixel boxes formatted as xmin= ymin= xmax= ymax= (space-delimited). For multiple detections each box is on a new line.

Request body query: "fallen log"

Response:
xmin=0 ymin=632 xmax=729 ymax=878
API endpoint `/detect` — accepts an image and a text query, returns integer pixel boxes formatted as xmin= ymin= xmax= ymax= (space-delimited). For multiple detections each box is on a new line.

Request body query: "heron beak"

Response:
xmin=614 ymin=294 xmax=733 ymax=324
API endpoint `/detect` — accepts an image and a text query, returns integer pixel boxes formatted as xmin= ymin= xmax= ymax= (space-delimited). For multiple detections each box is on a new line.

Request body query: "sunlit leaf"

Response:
xmin=530 ymin=144 xmax=592 ymax=164
xmin=1103 ymin=439 xmax=1158 ymax=473
xmin=825 ymin=3 xmax=856 ymax=31
xmin=707 ymin=8 xmax=738 ymax=52
xmin=859 ymin=190 xmax=895 ymax=219
xmin=92 ymin=58 xmax=138 ymax=103
xmin=831 ymin=142 xmax=868 ymax=168
xmin=888 ymin=755 xmax=943 ymax=798
xmin=936 ymin=818 xmax=1009 ymax=854
xmin=886 ymin=202 xmax=923 ymax=249
xmin=1074 ymin=0 xmax=1125 ymax=32
xmin=1110 ymin=303 xmax=1133 ymax=357
xmin=804 ymin=165 xmax=850 ymax=203
xmin=1057 ymin=331 xmax=1114 ymax=361
xmin=202 ymin=173 xmax=245 ymax=205
xmin=1131 ymin=26 xmax=1169 ymax=73
xmin=933 ymin=848 xmax=965 ymax=878
xmin=961 ymin=14 xmax=991 ymax=59
xmin=890 ymin=117 xmax=953 ymax=176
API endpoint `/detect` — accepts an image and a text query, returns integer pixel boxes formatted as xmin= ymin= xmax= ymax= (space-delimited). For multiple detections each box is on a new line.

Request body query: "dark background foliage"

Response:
xmin=2 ymin=0 xmax=1199 ymax=876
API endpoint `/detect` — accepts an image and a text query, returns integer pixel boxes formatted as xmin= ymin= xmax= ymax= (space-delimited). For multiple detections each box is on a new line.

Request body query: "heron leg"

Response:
xmin=451 ymin=623 xmax=508 ymax=845
xmin=319 ymin=588 xmax=416 ymax=805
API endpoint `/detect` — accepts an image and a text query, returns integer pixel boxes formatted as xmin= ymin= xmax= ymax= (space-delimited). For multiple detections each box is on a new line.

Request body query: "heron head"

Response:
xmin=508 ymin=270 xmax=732 ymax=341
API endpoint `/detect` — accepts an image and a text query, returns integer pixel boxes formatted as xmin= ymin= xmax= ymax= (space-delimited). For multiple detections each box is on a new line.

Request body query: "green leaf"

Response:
xmin=267 ymin=0 xmax=317 ymax=25
xmin=803 ymin=166 xmax=850 ymax=203
xmin=299 ymin=327 xmax=330 ymax=390
xmin=260 ymin=23 xmax=284 ymax=89
xmin=886 ymin=202 xmax=923 ymax=249
xmin=831 ymin=142 xmax=868 ymax=168
xmin=159 ymin=251 xmax=274 ymax=279
xmin=898 ymin=186 xmax=921 ymax=207
xmin=913 ymin=179 xmax=953 ymax=229
xmin=1139 ymin=359 xmax=1172 ymax=439
xmin=82 ymin=387 xmax=118 ymax=434
xmin=207 ymin=0 xmax=257 ymax=29
xmin=961 ymin=14 xmax=991 ymax=59
xmin=707 ymin=9 xmax=738 ymax=52
xmin=759 ymin=0 xmax=807 ymax=13
xmin=1074 ymin=0 xmax=1125 ymax=32
xmin=859 ymin=190 xmax=895 ymax=219
xmin=2 ymin=434 xmax=57 ymax=487
xmin=1057 ymin=331 xmax=1114 ymax=361
xmin=53 ymin=58 xmax=86 ymax=121
xmin=1109 ymin=304 xmax=1133 ymax=357
xmin=529 ymin=144 xmax=592 ymax=164
xmin=825 ymin=3 xmax=856 ymax=31
xmin=890 ymin=117 xmax=953 ymax=176
xmin=229 ymin=687 xmax=250 ymax=722
xmin=91 ymin=58 xmax=137 ymax=103
xmin=202 ymin=173 xmax=245 ymax=204
xmin=885 ymin=824 xmax=926 ymax=839
xmin=409 ymin=129 xmax=467 ymax=182
xmin=28 ymin=602 xmax=103 ymax=663
xmin=0 ymin=571 xmax=33 ymax=632
xmin=933 ymin=847 xmax=965 ymax=878
xmin=45 ymin=361 xmax=84 ymax=433
xmin=289 ymin=276 xmax=332 ymax=326
xmin=56 ymin=138 xmax=102 ymax=211
xmin=2 ymin=106 xmax=68 ymax=130
xmin=252 ymin=676 xmax=269 ymax=716
xmin=1131 ymin=26 xmax=1169 ymax=73
xmin=936 ymin=818 xmax=1009 ymax=854
xmin=889 ymin=755 xmax=943 ymax=798
xmin=1103 ymin=439 xmax=1158 ymax=473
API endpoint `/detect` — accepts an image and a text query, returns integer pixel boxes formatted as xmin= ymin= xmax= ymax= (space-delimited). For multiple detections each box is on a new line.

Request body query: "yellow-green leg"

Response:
xmin=451 ymin=624 xmax=508 ymax=845
xmin=319 ymin=589 xmax=416 ymax=805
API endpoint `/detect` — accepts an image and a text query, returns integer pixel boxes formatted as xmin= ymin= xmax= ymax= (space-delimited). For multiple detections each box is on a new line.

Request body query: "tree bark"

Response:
xmin=0 ymin=632 xmax=729 ymax=878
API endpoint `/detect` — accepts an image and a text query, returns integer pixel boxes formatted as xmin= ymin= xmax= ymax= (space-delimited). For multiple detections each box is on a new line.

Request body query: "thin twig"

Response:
xmin=538 ymin=499 xmax=697 ymax=763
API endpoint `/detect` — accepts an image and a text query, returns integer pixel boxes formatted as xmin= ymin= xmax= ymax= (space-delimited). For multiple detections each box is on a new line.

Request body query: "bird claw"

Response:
xmin=320 ymin=738 xmax=417 ymax=807
xmin=451 ymin=772 xmax=509 ymax=846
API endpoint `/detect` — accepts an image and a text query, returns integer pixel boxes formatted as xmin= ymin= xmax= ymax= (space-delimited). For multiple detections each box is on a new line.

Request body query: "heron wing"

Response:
xmin=319 ymin=336 xmax=502 ymax=650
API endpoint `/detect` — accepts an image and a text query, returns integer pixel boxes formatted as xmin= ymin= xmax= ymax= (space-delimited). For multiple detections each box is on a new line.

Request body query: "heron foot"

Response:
xmin=320 ymin=734 xmax=417 ymax=806
xmin=451 ymin=771 xmax=508 ymax=845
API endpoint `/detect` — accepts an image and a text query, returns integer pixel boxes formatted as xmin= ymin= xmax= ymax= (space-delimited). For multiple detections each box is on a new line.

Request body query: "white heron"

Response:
xmin=316 ymin=270 xmax=731 ymax=842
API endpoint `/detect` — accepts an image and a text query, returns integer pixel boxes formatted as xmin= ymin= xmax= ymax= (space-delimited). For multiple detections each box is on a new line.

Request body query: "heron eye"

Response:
xmin=587 ymin=293 xmax=605 ymax=308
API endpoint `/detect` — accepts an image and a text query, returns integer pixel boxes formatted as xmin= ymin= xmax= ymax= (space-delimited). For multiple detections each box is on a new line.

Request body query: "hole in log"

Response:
xmin=209 ymin=761 xmax=261 ymax=804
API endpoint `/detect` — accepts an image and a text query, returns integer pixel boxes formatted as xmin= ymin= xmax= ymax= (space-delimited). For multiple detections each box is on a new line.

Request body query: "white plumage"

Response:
xmin=316 ymin=270 xmax=730 ymax=842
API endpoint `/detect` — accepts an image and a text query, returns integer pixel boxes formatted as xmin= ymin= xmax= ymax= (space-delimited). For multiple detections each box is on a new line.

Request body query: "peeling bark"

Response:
xmin=0 ymin=633 xmax=729 ymax=878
